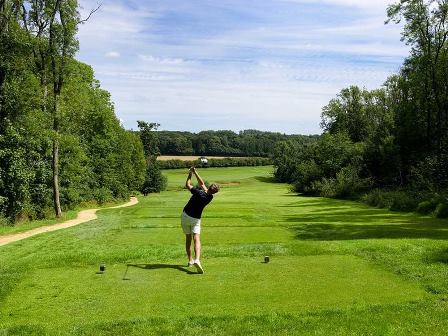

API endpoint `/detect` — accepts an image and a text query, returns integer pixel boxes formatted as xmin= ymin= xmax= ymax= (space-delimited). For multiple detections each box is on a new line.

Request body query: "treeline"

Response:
xmin=273 ymin=0 xmax=448 ymax=218
xmin=157 ymin=130 xmax=317 ymax=157
xmin=158 ymin=157 xmax=272 ymax=170
xmin=0 ymin=1 xmax=161 ymax=224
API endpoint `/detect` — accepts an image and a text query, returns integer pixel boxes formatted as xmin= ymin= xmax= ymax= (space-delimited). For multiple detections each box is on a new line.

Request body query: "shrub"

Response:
xmin=0 ymin=196 xmax=7 ymax=217
xmin=313 ymin=166 xmax=372 ymax=199
xmin=141 ymin=161 xmax=167 ymax=195
xmin=361 ymin=189 xmax=387 ymax=208
xmin=293 ymin=160 xmax=322 ymax=194
xmin=362 ymin=189 xmax=423 ymax=212
xmin=435 ymin=202 xmax=448 ymax=219
xmin=93 ymin=187 xmax=114 ymax=205
xmin=389 ymin=192 xmax=420 ymax=212
xmin=416 ymin=200 xmax=438 ymax=215
xmin=0 ymin=214 xmax=10 ymax=227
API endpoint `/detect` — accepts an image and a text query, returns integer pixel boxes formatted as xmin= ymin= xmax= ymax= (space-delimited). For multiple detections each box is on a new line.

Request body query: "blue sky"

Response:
xmin=77 ymin=0 xmax=407 ymax=134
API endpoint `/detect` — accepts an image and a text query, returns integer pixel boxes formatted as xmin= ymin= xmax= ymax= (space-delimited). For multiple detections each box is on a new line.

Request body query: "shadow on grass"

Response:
xmin=254 ymin=176 xmax=277 ymax=183
xmin=284 ymin=209 xmax=418 ymax=224
xmin=427 ymin=249 xmax=448 ymax=264
xmin=290 ymin=223 xmax=448 ymax=240
xmin=127 ymin=263 xmax=197 ymax=275
xmin=287 ymin=212 xmax=448 ymax=240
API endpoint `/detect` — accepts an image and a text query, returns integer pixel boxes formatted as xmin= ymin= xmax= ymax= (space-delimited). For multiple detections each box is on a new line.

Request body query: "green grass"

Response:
xmin=0 ymin=166 xmax=448 ymax=335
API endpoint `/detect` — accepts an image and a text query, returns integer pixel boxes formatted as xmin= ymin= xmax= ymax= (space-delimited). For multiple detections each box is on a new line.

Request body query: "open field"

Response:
xmin=157 ymin=155 xmax=248 ymax=161
xmin=1 ymin=166 xmax=448 ymax=335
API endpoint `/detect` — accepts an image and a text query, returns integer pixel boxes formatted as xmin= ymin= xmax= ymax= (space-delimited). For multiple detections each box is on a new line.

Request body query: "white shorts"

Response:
xmin=181 ymin=211 xmax=201 ymax=234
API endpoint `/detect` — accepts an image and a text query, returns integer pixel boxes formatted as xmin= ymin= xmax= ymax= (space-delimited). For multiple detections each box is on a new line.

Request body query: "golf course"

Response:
xmin=0 ymin=166 xmax=447 ymax=335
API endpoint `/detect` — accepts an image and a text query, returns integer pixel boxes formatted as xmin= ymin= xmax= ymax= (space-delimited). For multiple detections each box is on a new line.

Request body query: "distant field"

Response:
xmin=157 ymin=155 xmax=247 ymax=161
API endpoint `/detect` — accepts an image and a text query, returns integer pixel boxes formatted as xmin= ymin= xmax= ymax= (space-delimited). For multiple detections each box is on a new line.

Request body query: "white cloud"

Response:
xmin=280 ymin=0 xmax=394 ymax=10
xmin=76 ymin=0 xmax=407 ymax=134
xmin=138 ymin=54 xmax=186 ymax=65
xmin=106 ymin=51 xmax=120 ymax=58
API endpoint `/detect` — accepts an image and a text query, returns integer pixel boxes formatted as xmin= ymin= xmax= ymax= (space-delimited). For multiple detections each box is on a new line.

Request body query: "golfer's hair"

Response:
xmin=209 ymin=183 xmax=220 ymax=194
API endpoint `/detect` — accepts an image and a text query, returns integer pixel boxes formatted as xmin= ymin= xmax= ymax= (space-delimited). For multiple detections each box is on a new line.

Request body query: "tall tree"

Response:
xmin=137 ymin=120 xmax=160 ymax=159
xmin=0 ymin=0 xmax=26 ymax=121
xmin=137 ymin=121 xmax=166 ymax=195
xmin=48 ymin=0 xmax=76 ymax=216
xmin=387 ymin=0 xmax=448 ymax=158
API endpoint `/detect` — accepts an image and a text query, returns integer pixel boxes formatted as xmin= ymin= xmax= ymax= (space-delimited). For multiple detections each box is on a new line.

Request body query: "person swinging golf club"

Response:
xmin=182 ymin=167 xmax=219 ymax=274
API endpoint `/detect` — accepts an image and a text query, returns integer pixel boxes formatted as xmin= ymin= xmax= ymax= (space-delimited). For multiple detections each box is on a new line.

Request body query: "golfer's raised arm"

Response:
xmin=185 ymin=170 xmax=193 ymax=190
xmin=193 ymin=168 xmax=207 ymax=192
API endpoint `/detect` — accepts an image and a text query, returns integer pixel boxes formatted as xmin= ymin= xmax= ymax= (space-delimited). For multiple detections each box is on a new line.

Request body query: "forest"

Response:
xmin=156 ymin=130 xmax=316 ymax=157
xmin=0 ymin=1 xmax=166 ymax=223
xmin=273 ymin=1 xmax=448 ymax=217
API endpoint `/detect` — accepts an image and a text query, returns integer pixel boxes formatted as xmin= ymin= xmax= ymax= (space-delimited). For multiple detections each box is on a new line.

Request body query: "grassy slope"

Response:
xmin=0 ymin=166 xmax=447 ymax=335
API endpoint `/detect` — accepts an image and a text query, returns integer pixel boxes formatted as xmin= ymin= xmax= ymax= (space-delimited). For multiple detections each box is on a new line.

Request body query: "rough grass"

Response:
xmin=0 ymin=166 xmax=448 ymax=335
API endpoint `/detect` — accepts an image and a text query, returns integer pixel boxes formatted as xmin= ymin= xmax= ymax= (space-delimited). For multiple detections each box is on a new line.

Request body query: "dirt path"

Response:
xmin=0 ymin=197 xmax=138 ymax=247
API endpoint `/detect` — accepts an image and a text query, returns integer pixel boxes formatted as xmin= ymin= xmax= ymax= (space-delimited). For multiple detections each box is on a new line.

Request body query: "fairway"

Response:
xmin=0 ymin=166 xmax=447 ymax=335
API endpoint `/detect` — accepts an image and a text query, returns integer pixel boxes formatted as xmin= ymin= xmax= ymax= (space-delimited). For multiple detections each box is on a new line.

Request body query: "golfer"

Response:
xmin=182 ymin=167 xmax=219 ymax=273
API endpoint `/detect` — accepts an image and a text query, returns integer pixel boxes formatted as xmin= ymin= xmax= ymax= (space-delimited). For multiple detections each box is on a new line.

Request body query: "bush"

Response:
xmin=362 ymin=189 xmax=422 ymax=212
xmin=435 ymin=202 xmax=448 ymax=218
xmin=293 ymin=160 xmax=322 ymax=194
xmin=416 ymin=200 xmax=438 ymax=215
xmin=0 ymin=214 xmax=10 ymax=227
xmin=0 ymin=196 xmax=7 ymax=217
xmin=313 ymin=166 xmax=372 ymax=199
xmin=389 ymin=192 xmax=420 ymax=212
xmin=93 ymin=187 xmax=114 ymax=205
xmin=362 ymin=189 xmax=387 ymax=208
xmin=141 ymin=161 xmax=167 ymax=195
xmin=415 ymin=195 xmax=444 ymax=215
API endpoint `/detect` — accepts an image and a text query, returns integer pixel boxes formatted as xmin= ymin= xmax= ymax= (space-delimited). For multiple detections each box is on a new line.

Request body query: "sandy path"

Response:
xmin=0 ymin=197 xmax=138 ymax=247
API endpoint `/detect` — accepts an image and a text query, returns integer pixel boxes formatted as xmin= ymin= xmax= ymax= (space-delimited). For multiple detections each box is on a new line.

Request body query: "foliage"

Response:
xmin=434 ymin=201 xmax=448 ymax=219
xmin=157 ymin=130 xmax=317 ymax=157
xmin=158 ymin=157 xmax=272 ymax=169
xmin=274 ymin=133 xmax=364 ymax=195
xmin=361 ymin=189 xmax=424 ymax=212
xmin=137 ymin=121 xmax=160 ymax=158
xmin=416 ymin=200 xmax=439 ymax=215
xmin=312 ymin=166 xmax=372 ymax=199
xmin=272 ymin=0 xmax=448 ymax=218
xmin=141 ymin=159 xmax=167 ymax=195
xmin=0 ymin=1 xmax=147 ymax=223
xmin=137 ymin=121 xmax=168 ymax=195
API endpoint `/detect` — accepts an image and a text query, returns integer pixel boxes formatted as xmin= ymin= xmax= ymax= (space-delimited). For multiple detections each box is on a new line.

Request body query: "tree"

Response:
xmin=137 ymin=120 xmax=160 ymax=159
xmin=387 ymin=0 xmax=448 ymax=159
xmin=321 ymin=86 xmax=369 ymax=143
xmin=141 ymin=163 xmax=167 ymax=196
xmin=0 ymin=1 xmax=146 ymax=223
xmin=137 ymin=121 xmax=166 ymax=195
xmin=47 ymin=0 xmax=80 ymax=216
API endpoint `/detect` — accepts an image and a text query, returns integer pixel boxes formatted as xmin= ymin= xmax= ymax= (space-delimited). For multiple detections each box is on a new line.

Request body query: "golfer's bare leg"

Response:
xmin=193 ymin=233 xmax=201 ymax=260
xmin=185 ymin=234 xmax=193 ymax=262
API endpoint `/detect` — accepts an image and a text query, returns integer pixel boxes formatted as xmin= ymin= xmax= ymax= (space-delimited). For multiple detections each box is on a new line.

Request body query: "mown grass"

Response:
xmin=0 ymin=166 xmax=448 ymax=335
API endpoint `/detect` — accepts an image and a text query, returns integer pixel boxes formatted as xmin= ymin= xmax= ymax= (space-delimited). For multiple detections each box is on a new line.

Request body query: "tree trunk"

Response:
xmin=52 ymin=93 xmax=62 ymax=217
xmin=0 ymin=68 xmax=5 ymax=118
xmin=41 ymin=71 xmax=47 ymax=113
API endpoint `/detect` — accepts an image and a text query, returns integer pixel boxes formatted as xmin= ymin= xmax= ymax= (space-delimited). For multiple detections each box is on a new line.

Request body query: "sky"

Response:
xmin=76 ymin=0 xmax=408 ymax=134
